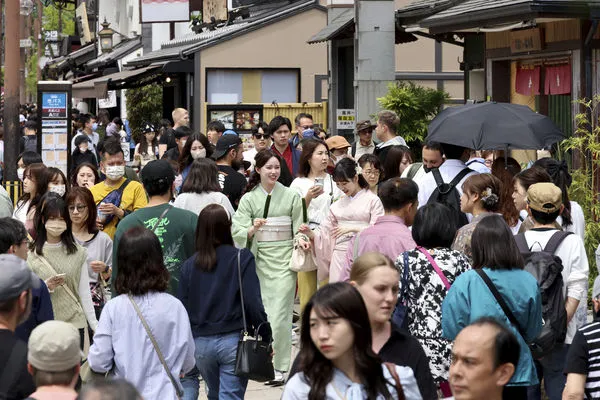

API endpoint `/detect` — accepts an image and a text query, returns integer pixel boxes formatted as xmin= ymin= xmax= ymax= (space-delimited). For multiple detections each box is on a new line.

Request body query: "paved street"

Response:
xmin=197 ymin=344 xmax=299 ymax=399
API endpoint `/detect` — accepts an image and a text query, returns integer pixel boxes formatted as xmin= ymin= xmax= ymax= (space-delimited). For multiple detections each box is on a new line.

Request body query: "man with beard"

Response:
xmin=214 ymin=134 xmax=247 ymax=209
xmin=0 ymin=254 xmax=38 ymax=400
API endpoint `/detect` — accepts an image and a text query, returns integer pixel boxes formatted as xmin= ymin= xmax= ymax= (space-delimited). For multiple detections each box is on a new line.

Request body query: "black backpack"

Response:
xmin=427 ymin=168 xmax=471 ymax=228
xmin=514 ymin=231 xmax=570 ymax=358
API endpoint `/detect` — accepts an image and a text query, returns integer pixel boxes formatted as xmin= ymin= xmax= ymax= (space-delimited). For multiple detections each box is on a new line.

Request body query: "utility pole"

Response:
xmin=5 ymin=0 xmax=20 ymax=185
xmin=35 ymin=0 xmax=43 ymax=82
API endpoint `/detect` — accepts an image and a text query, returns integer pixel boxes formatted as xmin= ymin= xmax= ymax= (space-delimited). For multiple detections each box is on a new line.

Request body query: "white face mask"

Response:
xmin=17 ymin=168 xmax=25 ymax=181
xmin=191 ymin=149 xmax=206 ymax=160
xmin=45 ymin=220 xmax=67 ymax=237
xmin=180 ymin=139 xmax=187 ymax=148
xmin=105 ymin=165 xmax=125 ymax=180
xmin=79 ymin=145 xmax=88 ymax=153
xmin=49 ymin=185 xmax=66 ymax=197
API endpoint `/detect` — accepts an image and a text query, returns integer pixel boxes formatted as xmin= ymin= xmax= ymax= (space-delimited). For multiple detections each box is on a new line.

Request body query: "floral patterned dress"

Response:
xmin=396 ymin=247 xmax=471 ymax=383
xmin=451 ymin=212 xmax=495 ymax=261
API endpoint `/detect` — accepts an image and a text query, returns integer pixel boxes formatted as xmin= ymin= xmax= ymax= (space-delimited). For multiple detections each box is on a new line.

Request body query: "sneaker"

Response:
xmin=265 ymin=370 xmax=286 ymax=386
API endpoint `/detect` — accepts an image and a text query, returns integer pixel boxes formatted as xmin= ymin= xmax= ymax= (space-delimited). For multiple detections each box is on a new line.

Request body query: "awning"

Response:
xmin=72 ymin=65 xmax=161 ymax=98
xmin=308 ymin=8 xmax=354 ymax=44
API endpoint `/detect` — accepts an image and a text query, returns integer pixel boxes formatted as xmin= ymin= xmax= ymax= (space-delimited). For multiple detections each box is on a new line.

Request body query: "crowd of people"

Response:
xmin=0 ymin=106 xmax=597 ymax=400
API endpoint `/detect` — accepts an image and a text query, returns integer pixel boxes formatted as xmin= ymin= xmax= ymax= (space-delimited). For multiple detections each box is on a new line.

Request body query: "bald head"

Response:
xmin=449 ymin=318 xmax=519 ymax=400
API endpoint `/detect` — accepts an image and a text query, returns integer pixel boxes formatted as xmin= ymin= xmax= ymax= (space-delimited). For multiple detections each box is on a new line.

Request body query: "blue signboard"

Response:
xmin=41 ymin=92 xmax=68 ymax=118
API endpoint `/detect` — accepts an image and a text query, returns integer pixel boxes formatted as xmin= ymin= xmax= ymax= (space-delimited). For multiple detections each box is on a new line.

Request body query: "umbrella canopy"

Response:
xmin=426 ymin=102 xmax=566 ymax=150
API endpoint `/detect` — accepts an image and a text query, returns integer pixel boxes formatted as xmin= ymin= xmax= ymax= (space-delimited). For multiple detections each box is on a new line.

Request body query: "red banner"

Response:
xmin=515 ymin=66 xmax=541 ymax=96
xmin=545 ymin=64 xmax=571 ymax=95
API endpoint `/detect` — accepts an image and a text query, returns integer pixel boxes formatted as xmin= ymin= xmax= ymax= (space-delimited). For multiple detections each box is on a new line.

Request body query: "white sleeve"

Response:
xmin=393 ymin=365 xmax=423 ymax=400
xmin=221 ymin=194 xmax=236 ymax=218
xmin=281 ymin=374 xmax=310 ymax=400
xmin=569 ymin=202 xmax=586 ymax=241
xmin=566 ymin=237 xmax=589 ymax=301
xmin=78 ymin=263 xmax=99 ymax=331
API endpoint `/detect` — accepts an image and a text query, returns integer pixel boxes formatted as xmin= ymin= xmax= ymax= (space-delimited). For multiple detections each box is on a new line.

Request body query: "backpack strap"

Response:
xmin=431 ymin=167 xmax=444 ymax=187
xmin=406 ymin=163 xmax=422 ymax=180
xmin=543 ymin=231 xmax=572 ymax=254
xmin=98 ymin=179 xmax=131 ymax=205
xmin=476 ymin=269 xmax=527 ymax=339
xmin=449 ymin=168 xmax=472 ymax=188
xmin=351 ymin=142 xmax=357 ymax=158
xmin=0 ymin=341 xmax=27 ymax=394
xmin=514 ymin=233 xmax=530 ymax=253
xmin=432 ymin=168 xmax=472 ymax=194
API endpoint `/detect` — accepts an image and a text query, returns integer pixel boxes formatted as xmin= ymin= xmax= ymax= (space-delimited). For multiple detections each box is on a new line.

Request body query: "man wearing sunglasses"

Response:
xmin=243 ymin=122 xmax=271 ymax=172
xmin=291 ymin=112 xmax=314 ymax=148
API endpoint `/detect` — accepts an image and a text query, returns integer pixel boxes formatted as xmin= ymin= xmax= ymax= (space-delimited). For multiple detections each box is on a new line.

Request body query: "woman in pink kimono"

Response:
xmin=300 ymin=158 xmax=384 ymax=283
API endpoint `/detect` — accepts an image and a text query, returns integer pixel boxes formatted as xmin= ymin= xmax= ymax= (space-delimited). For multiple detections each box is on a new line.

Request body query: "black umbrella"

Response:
xmin=427 ymin=102 xmax=566 ymax=150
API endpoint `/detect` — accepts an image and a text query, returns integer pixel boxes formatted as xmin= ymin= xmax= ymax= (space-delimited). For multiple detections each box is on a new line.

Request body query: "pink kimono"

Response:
xmin=313 ymin=189 xmax=384 ymax=282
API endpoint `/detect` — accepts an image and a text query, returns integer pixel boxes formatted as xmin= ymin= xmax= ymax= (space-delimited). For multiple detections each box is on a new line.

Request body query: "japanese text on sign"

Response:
xmin=336 ymin=109 xmax=356 ymax=130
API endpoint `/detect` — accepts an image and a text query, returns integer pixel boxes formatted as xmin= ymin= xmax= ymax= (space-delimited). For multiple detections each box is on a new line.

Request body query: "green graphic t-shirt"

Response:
xmin=112 ymin=203 xmax=198 ymax=294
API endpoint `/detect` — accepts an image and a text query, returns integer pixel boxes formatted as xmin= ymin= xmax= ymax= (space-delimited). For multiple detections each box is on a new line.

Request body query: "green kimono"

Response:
xmin=232 ymin=182 xmax=303 ymax=372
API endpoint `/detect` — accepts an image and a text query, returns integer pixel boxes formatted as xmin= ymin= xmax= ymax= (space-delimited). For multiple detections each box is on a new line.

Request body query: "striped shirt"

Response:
xmin=565 ymin=319 xmax=600 ymax=398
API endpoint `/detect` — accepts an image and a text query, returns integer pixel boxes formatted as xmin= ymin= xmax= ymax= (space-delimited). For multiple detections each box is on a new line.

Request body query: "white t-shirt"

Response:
xmin=173 ymin=191 xmax=235 ymax=218
xmin=523 ymin=228 xmax=589 ymax=344
xmin=416 ymin=159 xmax=478 ymax=208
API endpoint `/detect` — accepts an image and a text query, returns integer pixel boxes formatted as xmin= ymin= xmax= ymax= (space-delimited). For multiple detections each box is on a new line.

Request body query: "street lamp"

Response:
xmin=98 ymin=18 xmax=115 ymax=53
xmin=20 ymin=0 xmax=34 ymax=15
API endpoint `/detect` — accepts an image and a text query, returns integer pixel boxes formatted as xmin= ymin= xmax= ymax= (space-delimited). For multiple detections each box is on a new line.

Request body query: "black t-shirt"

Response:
xmin=217 ymin=165 xmax=247 ymax=210
xmin=565 ymin=319 xmax=600 ymax=398
xmin=0 ymin=330 xmax=36 ymax=400
xmin=379 ymin=324 xmax=438 ymax=400
xmin=160 ymin=128 xmax=177 ymax=151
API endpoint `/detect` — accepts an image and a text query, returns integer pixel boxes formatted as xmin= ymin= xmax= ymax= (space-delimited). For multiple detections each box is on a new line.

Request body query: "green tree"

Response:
xmin=42 ymin=6 xmax=75 ymax=36
xmin=126 ymin=85 xmax=163 ymax=144
xmin=25 ymin=50 xmax=38 ymax=99
xmin=561 ymin=96 xmax=600 ymax=302
xmin=377 ymin=81 xmax=449 ymax=143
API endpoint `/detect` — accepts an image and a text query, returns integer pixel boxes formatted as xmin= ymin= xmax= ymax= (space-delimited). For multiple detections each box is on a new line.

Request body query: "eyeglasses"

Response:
xmin=68 ymin=204 xmax=88 ymax=213
xmin=253 ymin=134 xmax=270 ymax=140
xmin=363 ymin=169 xmax=381 ymax=176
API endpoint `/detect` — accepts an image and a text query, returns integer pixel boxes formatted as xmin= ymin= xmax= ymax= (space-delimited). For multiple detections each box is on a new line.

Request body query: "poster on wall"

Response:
xmin=140 ymin=0 xmax=190 ymax=23
xmin=207 ymin=104 xmax=264 ymax=151
xmin=41 ymin=119 xmax=69 ymax=175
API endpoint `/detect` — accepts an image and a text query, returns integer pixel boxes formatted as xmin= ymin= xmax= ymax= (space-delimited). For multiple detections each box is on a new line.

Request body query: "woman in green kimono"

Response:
xmin=232 ymin=149 xmax=306 ymax=385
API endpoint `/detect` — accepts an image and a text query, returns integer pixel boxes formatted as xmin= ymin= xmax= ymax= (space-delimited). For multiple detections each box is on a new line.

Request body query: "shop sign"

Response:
xmin=510 ymin=28 xmax=543 ymax=54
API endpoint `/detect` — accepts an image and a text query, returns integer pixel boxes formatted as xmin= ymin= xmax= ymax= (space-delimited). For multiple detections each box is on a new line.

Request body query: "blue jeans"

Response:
xmin=195 ymin=332 xmax=248 ymax=400
xmin=181 ymin=366 xmax=200 ymax=400
xmin=527 ymin=344 xmax=569 ymax=400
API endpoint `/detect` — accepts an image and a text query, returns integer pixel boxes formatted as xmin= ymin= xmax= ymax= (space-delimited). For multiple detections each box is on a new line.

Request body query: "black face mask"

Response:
xmin=423 ymin=166 xmax=432 ymax=173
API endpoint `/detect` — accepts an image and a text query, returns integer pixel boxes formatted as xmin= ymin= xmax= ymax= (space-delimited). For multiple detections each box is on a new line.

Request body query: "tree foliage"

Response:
xmin=377 ymin=81 xmax=449 ymax=143
xmin=126 ymin=85 xmax=163 ymax=144
xmin=42 ymin=5 xmax=75 ymax=36
xmin=561 ymin=96 xmax=600 ymax=302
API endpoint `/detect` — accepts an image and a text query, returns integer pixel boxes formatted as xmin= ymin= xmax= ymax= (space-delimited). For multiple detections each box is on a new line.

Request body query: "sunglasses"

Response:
xmin=301 ymin=125 xmax=314 ymax=130
xmin=253 ymin=134 xmax=271 ymax=140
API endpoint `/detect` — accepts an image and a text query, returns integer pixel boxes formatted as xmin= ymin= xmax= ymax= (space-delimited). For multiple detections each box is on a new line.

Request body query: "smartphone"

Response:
xmin=314 ymin=177 xmax=324 ymax=188
xmin=54 ymin=273 xmax=66 ymax=278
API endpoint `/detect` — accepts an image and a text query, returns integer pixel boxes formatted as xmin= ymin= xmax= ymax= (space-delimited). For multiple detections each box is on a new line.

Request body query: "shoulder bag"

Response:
xmin=416 ymin=246 xmax=451 ymax=290
xmin=384 ymin=363 xmax=406 ymax=400
xmin=289 ymin=198 xmax=317 ymax=272
xmin=391 ymin=252 xmax=410 ymax=329
xmin=475 ymin=269 xmax=528 ymax=339
xmin=234 ymin=250 xmax=275 ymax=382
xmin=128 ymin=294 xmax=184 ymax=399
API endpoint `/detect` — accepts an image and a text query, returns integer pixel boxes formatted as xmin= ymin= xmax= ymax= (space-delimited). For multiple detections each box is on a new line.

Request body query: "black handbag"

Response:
xmin=233 ymin=250 xmax=275 ymax=382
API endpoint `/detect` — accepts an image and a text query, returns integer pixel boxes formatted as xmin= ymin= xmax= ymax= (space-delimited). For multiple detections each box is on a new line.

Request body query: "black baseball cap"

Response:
xmin=141 ymin=160 xmax=175 ymax=185
xmin=212 ymin=134 xmax=242 ymax=160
